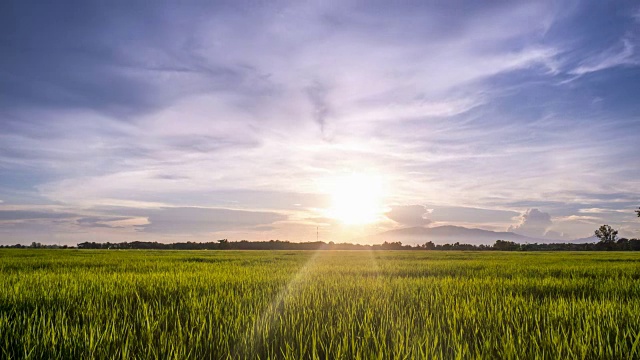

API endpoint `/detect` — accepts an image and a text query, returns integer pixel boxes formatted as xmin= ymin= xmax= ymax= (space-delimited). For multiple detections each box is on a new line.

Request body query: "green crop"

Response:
xmin=1 ymin=249 xmax=640 ymax=359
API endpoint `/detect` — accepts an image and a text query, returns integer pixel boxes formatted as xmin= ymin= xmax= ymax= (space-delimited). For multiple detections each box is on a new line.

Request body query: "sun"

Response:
xmin=325 ymin=173 xmax=386 ymax=225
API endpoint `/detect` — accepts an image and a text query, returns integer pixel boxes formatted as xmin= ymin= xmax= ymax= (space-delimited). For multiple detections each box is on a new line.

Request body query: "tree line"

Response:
xmin=66 ymin=236 xmax=640 ymax=251
xmin=2 ymin=237 xmax=639 ymax=251
xmin=2 ymin=208 xmax=638 ymax=251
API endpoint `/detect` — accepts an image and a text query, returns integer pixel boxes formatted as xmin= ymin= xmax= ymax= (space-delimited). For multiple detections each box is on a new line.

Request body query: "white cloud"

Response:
xmin=570 ymin=39 xmax=637 ymax=75
xmin=508 ymin=209 xmax=553 ymax=238
xmin=578 ymin=208 xmax=627 ymax=214
xmin=559 ymin=215 xmax=601 ymax=223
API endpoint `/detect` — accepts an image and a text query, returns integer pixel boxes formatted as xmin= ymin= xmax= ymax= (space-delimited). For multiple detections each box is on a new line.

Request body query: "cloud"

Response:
xmin=303 ymin=216 xmax=339 ymax=226
xmin=251 ymin=225 xmax=276 ymax=232
xmin=633 ymin=8 xmax=640 ymax=23
xmin=558 ymin=215 xmax=601 ymax=223
xmin=0 ymin=210 xmax=77 ymax=221
xmin=542 ymin=230 xmax=566 ymax=240
xmin=306 ymin=81 xmax=331 ymax=137
xmin=386 ymin=205 xmax=432 ymax=227
xmin=138 ymin=207 xmax=287 ymax=234
xmin=570 ymin=39 xmax=637 ymax=75
xmin=578 ymin=208 xmax=628 ymax=214
xmin=429 ymin=206 xmax=519 ymax=224
xmin=508 ymin=209 xmax=552 ymax=237
xmin=76 ymin=216 xmax=131 ymax=229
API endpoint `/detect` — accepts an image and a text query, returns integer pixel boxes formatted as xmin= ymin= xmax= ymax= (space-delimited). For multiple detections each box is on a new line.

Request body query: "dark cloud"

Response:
xmin=0 ymin=1 xmax=251 ymax=117
xmin=0 ymin=210 xmax=76 ymax=221
xmin=153 ymin=174 xmax=191 ymax=181
xmin=386 ymin=205 xmax=432 ymax=227
xmin=0 ymin=210 xmax=134 ymax=230
xmin=306 ymin=81 xmax=331 ymax=137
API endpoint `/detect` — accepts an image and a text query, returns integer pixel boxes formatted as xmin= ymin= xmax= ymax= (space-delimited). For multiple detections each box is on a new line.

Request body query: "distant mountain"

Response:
xmin=366 ymin=225 xmax=547 ymax=245
xmin=570 ymin=235 xmax=598 ymax=244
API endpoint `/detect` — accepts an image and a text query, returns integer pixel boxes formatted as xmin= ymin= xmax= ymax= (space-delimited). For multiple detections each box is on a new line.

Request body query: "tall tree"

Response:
xmin=595 ymin=225 xmax=618 ymax=244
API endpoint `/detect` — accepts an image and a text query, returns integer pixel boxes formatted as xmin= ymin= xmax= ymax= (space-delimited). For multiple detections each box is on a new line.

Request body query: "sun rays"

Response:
xmin=245 ymin=249 xmax=381 ymax=354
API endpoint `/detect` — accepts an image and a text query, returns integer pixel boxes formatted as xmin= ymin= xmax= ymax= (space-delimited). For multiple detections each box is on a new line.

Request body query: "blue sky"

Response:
xmin=1 ymin=1 xmax=639 ymax=244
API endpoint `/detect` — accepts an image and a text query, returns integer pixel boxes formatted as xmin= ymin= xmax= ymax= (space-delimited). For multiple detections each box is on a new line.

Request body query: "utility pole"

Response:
xmin=317 ymin=226 xmax=319 ymax=242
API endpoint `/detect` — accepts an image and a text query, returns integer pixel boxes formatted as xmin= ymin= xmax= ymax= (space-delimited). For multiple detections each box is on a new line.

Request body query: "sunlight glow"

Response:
xmin=326 ymin=173 xmax=386 ymax=225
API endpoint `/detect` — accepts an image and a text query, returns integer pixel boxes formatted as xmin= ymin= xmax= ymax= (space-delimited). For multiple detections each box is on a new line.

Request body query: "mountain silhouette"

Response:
xmin=366 ymin=225 xmax=548 ymax=245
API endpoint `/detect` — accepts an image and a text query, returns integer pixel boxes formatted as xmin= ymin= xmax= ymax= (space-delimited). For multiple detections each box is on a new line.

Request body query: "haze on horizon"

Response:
xmin=1 ymin=1 xmax=639 ymax=245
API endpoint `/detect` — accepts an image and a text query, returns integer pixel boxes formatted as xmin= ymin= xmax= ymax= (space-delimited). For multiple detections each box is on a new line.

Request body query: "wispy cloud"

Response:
xmin=137 ymin=207 xmax=288 ymax=234
xmin=570 ymin=39 xmax=637 ymax=75
xmin=579 ymin=208 xmax=628 ymax=214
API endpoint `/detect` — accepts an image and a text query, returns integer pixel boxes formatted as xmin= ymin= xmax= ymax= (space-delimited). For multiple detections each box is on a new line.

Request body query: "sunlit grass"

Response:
xmin=1 ymin=250 xmax=640 ymax=359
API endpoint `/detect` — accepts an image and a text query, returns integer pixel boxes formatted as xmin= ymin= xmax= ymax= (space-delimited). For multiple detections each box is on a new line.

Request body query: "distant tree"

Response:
xmin=423 ymin=241 xmax=436 ymax=250
xmin=381 ymin=241 xmax=405 ymax=250
xmin=217 ymin=238 xmax=230 ymax=249
xmin=493 ymin=240 xmax=520 ymax=251
xmin=595 ymin=225 xmax=618 ymax=244
xmin=617 ymin=238 xmax=630 ymax=251
xmin=629 ymin=239 xmax=640 ymax=251
xmin=636 ymin=207 xmax=640 ymax=217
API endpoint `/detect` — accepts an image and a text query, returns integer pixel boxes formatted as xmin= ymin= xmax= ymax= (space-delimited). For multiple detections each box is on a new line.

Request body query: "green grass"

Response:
xmin=1 ymin=250 xmax=640 ymax=359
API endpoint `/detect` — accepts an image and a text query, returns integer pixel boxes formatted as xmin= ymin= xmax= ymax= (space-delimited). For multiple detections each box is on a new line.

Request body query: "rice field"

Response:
xmin=1 ymin=249 xmax=640 ymax=359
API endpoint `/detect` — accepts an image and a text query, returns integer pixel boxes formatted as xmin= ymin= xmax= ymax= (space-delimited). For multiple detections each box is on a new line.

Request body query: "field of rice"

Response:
xmin=1 ymin=249 xmax=640 ymax=359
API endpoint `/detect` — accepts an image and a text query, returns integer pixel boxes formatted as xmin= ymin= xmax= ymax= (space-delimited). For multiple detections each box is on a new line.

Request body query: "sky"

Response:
xmin=1 ymin=1 xmax=640 ymax=245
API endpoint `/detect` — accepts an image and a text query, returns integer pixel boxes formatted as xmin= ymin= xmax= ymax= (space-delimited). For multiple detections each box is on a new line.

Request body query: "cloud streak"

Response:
xmin=570 ymin=39 xmax=637 ymax=76
xmin=138 ymin=207 xmax=288 ymax=234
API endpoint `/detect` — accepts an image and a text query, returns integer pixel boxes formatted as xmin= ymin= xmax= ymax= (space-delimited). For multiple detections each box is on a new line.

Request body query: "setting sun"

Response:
xmin=326 ymin=173 xmax=386 ymax=225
